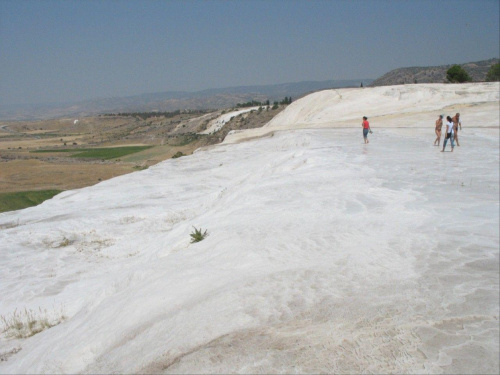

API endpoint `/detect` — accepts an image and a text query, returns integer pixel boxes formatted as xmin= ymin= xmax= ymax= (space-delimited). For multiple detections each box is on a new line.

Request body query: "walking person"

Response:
xmin=434 ymin=115 xmax=443 ymax=146
xmin=441 ymin=116 xmax=455 ymax=152
xmin=362 ymin=116 xmax=371 ymax=144
xmin=451 ymin=113 xmax=461 ymax=146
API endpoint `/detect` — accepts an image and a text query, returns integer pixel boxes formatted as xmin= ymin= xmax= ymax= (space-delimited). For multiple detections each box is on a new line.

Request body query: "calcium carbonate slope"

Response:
xmin=0 ymin=83 xmax=498 ymax=374
xmin=224 ymin=82 xmax=499 ymax=143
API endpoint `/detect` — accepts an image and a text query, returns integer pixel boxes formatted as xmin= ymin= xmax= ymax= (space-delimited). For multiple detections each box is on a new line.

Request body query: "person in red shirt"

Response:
xmin=362 ymin=116 xmax=371 ymax=144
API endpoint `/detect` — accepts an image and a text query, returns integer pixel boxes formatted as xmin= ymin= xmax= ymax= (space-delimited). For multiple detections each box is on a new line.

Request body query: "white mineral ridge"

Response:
xmin=224 ymin=82 xmax=499 ymax=142
xmin=200 ymin=107 xmax=260 ymax=135
xmin=0 ymin=83 xmax=498 ymax=374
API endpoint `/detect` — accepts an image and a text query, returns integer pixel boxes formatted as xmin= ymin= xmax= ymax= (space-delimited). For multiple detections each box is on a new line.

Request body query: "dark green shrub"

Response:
xmin=172 ymin=151 xmax=184 ymax=158
xmin=486 ymin=63 xmax=500 ymax=82
xmin=446 ymin=65 xmax=472 ymax=83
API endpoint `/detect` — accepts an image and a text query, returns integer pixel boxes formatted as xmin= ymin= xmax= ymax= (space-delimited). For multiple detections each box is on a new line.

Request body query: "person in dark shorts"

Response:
xmin=362 ymin=116 xmax=371 ymax=144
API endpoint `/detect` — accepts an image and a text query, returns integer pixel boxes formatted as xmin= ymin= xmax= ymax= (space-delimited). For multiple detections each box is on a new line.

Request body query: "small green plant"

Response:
xmin=190 ymin=226 xmax=208 ymax=243
xmin=172 ymin=151 xmax=185 ymax=159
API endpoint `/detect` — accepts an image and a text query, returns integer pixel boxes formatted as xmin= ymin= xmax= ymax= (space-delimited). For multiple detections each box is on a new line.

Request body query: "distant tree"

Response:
xmin=236 ymin=100 xmax=265 ymax=108
xmin=446 ymin=65 xmax=472 ymax=83
xmin=486 ymin=63 xmax=500 ymax=82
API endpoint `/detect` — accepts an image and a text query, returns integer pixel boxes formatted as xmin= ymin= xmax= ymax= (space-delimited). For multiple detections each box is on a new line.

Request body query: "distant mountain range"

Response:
xmin=3 ymin=57 xmax=498 ymax=121
xmin=0 ymin=79 xmax=372 ymax=121
xmin=370 ymin=58 xmax=499 ymax=87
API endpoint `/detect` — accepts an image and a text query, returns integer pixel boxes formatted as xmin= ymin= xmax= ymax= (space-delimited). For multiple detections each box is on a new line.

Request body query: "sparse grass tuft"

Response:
xmin=190 ymin=226 xmax=208 ymax=243
xmin=0 ymin=346 xmax=22 ymax=362
xmin=1 ymin=307 xmax=66 ymax=339
xmin=0 ymin=219 xmax=22 ymax=230
xmin=57 ymin=237 xmax=72 ymax=247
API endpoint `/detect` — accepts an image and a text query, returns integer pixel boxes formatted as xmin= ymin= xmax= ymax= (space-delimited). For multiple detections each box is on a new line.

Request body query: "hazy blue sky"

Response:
xmin=1 ymin=0 xmax=499 ymax=106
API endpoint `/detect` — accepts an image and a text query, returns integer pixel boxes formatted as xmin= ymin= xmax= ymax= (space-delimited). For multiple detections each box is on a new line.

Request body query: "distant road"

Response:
xmin=0 ymin=124 xmax=16 ymax=133
xmin=0 ymin=124 xmax=40 ymax=139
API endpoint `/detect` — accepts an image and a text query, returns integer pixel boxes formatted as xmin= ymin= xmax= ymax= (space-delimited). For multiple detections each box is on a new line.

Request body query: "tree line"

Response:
xmin=446 ymin=63 xmax=500 ymax=83
xmin=237 ymin=97 xmax=293 ymax=108
xmin=101 ymin=95 xmax=297 ymax=119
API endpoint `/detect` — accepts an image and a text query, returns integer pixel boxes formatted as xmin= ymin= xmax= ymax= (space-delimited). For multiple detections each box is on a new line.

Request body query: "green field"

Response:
xmin=31 ymin=149 xmax=74 ymax=153
xmin=32 ymin=146 xmax=153 ymax=159
xmin=0 ymin=190 xmax=62 ymax=213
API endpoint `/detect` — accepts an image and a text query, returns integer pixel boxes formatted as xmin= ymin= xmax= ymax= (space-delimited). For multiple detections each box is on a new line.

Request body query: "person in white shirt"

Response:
xmin=441 ymin=116 xmax=455 ymax=152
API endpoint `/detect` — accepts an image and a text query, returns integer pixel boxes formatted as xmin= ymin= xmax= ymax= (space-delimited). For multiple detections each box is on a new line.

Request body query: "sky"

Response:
xmin=0 ymin=0 xmax=499 ymax=106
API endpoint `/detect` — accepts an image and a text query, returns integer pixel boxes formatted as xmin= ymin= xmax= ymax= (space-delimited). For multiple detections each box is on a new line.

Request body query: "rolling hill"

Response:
xmin=370 ymin=58 xmax=499 ymax=86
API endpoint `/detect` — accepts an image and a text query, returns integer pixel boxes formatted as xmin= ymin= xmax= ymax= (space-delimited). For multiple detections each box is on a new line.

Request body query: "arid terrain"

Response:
xmin=0 ymin=105 xmax=285 ymax=194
